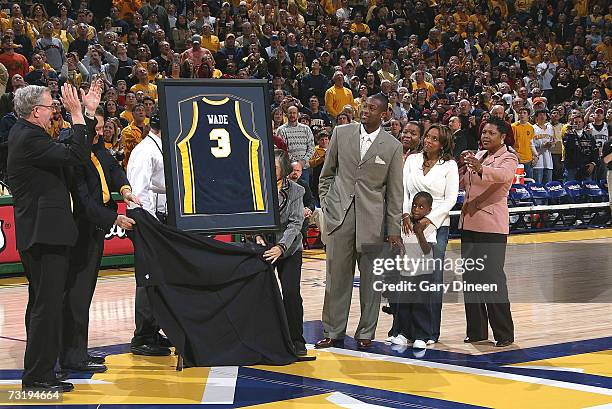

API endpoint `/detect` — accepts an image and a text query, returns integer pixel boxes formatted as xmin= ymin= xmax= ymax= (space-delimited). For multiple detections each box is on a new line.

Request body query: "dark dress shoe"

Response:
xmin=356 ymin=339 xmax=372 ymax=349
xmin=55 ymin=371 xmax=68 ymax=381
xmin=495 ymin=340 xmax=514 ymax=347
xmin=22 ymin=380 xmax=74 ymax=393
xmin=464 ymin=337 xmax=488 ymax=343
xmin=314 ymin=338 xmax=342 ymax=349
xmin=63 ymin=361 xmax=108 ymax=373
xmin=131 ymin=344 xmax=171 ymax=356
xmin=294 ymin=342 xmax=307 ymax=356
xmin=156 ymin=335 xmax=173 ymax=348
xmin=88 ymin=355 xmax=106 ymax=364
xmin=381 ymin=305 xmax=395 ymax=315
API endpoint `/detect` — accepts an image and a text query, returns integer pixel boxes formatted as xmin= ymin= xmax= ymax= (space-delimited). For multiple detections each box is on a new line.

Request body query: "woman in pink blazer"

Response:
xmin=459 ymin=117 xmax=517 ymax=348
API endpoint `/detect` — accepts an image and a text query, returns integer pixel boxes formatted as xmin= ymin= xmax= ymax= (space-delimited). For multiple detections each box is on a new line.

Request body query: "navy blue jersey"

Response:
xmin=177 ymin=96 xmax=266 ymax=215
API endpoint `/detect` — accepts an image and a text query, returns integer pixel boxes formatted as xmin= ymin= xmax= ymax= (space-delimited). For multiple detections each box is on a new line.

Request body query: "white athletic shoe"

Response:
xmin=413 ymin=339 xmax=427 ymax=349
xmin=391 ymin=344 xmax=409 ymax=353
xmin=392 ymin=334 xmax=410 ymax=346
xmin=385 ymin=336 xmax=395 ymax=343
xmin=426 ymin=340 xmax=436 ymax=345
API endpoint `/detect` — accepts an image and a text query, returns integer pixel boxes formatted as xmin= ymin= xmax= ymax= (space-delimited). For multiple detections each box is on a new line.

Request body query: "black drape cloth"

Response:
xmin=127 ymin=208 xmax=297 ymax=367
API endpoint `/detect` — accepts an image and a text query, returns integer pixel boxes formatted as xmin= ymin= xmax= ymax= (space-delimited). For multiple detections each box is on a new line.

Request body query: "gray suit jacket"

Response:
xmin=319 ymin=123 xmax=403 ymax=249
xmin=274 ymin=178 xmax=305 ymax=257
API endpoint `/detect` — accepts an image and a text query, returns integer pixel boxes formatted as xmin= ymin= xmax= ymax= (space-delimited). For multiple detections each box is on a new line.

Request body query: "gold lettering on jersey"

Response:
xmin=207 ymin=114 xmax=229 ymax=125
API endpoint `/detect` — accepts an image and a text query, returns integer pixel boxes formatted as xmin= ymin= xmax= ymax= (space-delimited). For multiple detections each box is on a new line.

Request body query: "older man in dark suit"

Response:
xmin=61 ymin=102 xmax=141 ymax=374
xmin=7 ymin=82 xmax=101 ymax=392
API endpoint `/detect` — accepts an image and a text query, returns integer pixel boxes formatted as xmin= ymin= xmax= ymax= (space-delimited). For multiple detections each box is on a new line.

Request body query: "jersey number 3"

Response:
xmin=209 ymin=128 xmax=231 ymax=158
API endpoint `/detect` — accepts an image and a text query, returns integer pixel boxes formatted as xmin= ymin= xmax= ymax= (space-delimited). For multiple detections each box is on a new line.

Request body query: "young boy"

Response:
xmin=387 ymin=191 xmax=438 ymax=349
xmin=406 ymin=191 xmax=437 ymax=257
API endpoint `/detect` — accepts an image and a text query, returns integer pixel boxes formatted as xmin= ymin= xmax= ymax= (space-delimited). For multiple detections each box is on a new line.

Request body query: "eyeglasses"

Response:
xmin=33 ymin=104 xmax=54 ymax=110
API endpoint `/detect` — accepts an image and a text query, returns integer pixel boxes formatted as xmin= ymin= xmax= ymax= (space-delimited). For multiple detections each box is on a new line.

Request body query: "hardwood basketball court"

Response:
xmin=0 ymin=228 xmax=611 ymax=408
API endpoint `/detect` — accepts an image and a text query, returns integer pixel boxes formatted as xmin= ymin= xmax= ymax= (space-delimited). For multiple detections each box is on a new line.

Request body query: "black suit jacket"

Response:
xmin=7 ymin=118 xmax=94 ymax=251
xmin=71 ymin=137 xmax=130 ymax=233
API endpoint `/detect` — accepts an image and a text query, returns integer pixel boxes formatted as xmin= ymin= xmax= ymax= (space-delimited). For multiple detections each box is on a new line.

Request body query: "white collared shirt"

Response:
xmin=360 ymin=124 xmax=381 ymax=159
xmin=127 ymin=132 xmax=166 ymax=217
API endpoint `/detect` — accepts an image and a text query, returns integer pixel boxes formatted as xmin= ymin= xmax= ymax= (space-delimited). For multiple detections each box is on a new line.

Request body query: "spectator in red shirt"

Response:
xmin=0 ymin=36 xmax=29 ymax=90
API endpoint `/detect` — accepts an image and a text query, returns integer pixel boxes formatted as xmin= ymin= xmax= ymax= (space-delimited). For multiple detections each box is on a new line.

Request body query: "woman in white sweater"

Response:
xmin=395 ymin=124 xmax=459 ymax=348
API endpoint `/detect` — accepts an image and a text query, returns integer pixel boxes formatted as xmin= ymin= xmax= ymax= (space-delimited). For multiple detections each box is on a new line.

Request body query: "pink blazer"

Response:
xmin=459 ymin=146 xmax=518 ymax=235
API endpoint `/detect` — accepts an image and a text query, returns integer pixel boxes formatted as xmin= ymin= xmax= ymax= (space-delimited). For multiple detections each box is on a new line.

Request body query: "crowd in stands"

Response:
xmin=0 ymin=0 xmax=609 ymax=199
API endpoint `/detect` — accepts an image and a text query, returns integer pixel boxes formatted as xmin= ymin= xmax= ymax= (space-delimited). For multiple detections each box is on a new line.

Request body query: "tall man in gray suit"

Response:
xmin=315 ymin=93 xmax=404 ymax=349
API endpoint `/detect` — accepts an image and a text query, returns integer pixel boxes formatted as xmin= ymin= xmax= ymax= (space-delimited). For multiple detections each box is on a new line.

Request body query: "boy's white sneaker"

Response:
xmin=413 ymin=339 xmax=427 ymax=349
xmin=392 ymin=334 xmax=411 ymax=346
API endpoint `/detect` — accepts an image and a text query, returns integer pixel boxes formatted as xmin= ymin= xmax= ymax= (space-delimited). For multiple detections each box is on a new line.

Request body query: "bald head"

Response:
xmin=490 ymin=105 xmax=505 ymax=119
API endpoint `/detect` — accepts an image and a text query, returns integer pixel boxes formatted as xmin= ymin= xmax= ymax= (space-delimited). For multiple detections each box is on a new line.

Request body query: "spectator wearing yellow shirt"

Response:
xmin=350 ymin=13 xmax=370 ymax=34
xmin=452 ymin=2 xmax=470 ymax=34
xmin=546 ymin=33 xmax=563 ymax=62
xmin=45 ymin=100 xmax=71 ymax=140
xmin=130 ymin=65 xmax=158 ymax=101
xmin=377 ymin=59 xmax=399 ymax=82
xmin=113 ymin=0 xmax=142 ymax=23
xmin=522 ymin=47 xmax=541 ymax=67
xmin=512 ymin=107 xmax=538 ymax=179
xmin=201 ymin=23 xmax=220 ymax=53
xmin=574 ymin=0 xmax=588 ymax=18
xmin=595 ymin=35 xmax=611 ymax=62
xmin=8 ymin=5 xmax=38 ymax=46
xmin=325 ymin=71 xmax=355 ymax=119
xmin=469 ymin=6 xmax=488 ymax=33
xmin=50 ymin=17 xmax=74 ymax=51
xmin=411 ymin=70 xmax=435 ymax=100
xmin=146 ymin=59 xmax=163 ymax=83
xmin=489 ymin=0 xmax=508 ymax=18
xmin=121 ymin=104 xmax=149 ymax=168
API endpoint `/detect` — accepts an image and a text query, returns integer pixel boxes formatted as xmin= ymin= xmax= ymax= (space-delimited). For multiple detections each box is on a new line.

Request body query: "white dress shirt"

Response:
xmin=403 ymin=153 xmax=459 ymax=228
xmin=360 ymin=124 xmax=381 ymax=160
xmin=127 ymin=132 xmax=166 ymax=218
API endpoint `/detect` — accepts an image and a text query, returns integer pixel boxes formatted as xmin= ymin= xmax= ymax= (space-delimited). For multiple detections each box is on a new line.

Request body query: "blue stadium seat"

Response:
xmin=563 ymin=181 xmax=586 ymax=203
xmin=526 ymin=183 xmax=549 ymax=205
xmin=545 ymin=181 xmax=569 ymax=204
xmin=599 ymin=179 xmax=608 ymax=193
xmin=509 ymin=184 xmax=533 ymax=206
xmin=582 ymin=181 xmax=607 ymax=203
xmin=457 ymin=190 xmax=465 ymax=206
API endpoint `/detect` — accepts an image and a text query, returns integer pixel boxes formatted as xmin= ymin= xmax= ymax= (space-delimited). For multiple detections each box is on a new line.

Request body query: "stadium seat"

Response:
xmin=508 ymin=184 xmax=534 ymax=231
xmin=453 ymin=190 xmax=465 ymax=210
xmin=457 ymin=190 xmax=465 ymax=204
xmin=563 ymin=181 xmax=586 ymax=203
xmin=582 ymin=181 xmax=607 ymax=203
xmin=545 ymin=181 xmax=569 ymax=203
xmin=526 ymin=183 xmax=549 ymax=205
xmin=509 ymin=184 xmax=533 ymax=207
xmin=544 ymin=181 xmax=570 ymax=227
xmin=599 ymin=179 xmax=608 ymax=193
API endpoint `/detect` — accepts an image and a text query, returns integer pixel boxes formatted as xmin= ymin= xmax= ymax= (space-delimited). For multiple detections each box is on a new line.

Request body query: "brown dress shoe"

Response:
xmin=315 ymin=338 xmax=342 ymax=349
xmin=356 ymin=339 xmax=372 ymax=349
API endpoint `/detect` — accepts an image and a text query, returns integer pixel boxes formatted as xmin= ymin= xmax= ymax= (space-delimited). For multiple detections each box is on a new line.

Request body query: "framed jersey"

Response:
xmin=158 ymin=79 xmax=279 ymax=233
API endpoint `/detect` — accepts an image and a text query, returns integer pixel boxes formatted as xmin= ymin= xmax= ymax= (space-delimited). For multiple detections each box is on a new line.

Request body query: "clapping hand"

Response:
xmin=82 ymin=77 xmax=103 ymax=115
xmin=60 ymin=82 xmax=84 ymax=123
xmin=464 ymin=154 xmax=483 ymax=174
